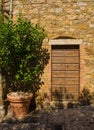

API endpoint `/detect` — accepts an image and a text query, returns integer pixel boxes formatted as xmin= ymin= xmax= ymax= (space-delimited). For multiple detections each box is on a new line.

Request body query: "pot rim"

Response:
xmin=7 ymin=92 xmax=33 ymax=103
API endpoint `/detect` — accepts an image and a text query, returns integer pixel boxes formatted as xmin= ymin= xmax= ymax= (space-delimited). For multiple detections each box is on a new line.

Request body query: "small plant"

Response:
xmin=52 ymin=89 xmax=63 ymax=102
xmin=36 ymin=92 xmax=50 ymax=110
xmin=65 ymin=93 xmax=74 ymax=100
xmin=52 ymin=88 xmax=64 ymax=109
xmin=78 ymin=87 xmax=92 ymax=106
xmin=66 ymin=93 xmax=74 ymax=108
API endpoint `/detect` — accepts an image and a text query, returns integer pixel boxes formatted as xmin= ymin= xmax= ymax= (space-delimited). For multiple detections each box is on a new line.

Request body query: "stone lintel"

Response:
xmin=49 ymin=39 xmax=83 ymax=45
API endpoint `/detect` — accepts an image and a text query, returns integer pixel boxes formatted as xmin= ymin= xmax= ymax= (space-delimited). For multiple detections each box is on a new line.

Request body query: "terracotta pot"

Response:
xmin=7 ymin=92 xmax=33 ymax=119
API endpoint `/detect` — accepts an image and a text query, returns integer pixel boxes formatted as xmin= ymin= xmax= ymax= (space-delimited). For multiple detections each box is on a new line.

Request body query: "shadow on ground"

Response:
xmin=0 ymin=106 xmax=94 ymax=130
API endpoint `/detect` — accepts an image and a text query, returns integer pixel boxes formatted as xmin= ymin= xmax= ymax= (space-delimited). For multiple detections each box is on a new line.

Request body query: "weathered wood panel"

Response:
xmin=52 ymin=57 xmax=79 ymax=63
xmin=52 ymin=50 xmax=65 ymax=56
xmin=52 ymin=78 xmax=79 ymax=85
xmin=52 ymin=71 xmax=65 ymax=77
xmin=52 ymin=78 xmax=65 ymax=84
xmin=52 ymin=50 xmax=79 ymax=56
xmin=52 ymin=64 xmax=66 ymax=70
xmin=52 ymin=71 xmax=79 ymax=77
xmin=65 ymin=78 xmax=79 ymax=84
xmin=52 ymin=64 xmax=79 ymax=70
xmin=65 ymin=57 xmax=79 ymax=63
xmin=65 ymin=50 xmax=79 ymax=56
xmin=51 ymin=45 xmax=80 ymax=99
xmin=65 ymin=64 xmax=79 ymax=70
xmin=52 ymin=86 xmax=79 ymax=92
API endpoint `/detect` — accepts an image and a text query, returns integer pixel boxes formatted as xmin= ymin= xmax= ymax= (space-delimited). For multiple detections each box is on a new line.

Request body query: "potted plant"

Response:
xmin=0 ymin=15 xmax=49 ymax=119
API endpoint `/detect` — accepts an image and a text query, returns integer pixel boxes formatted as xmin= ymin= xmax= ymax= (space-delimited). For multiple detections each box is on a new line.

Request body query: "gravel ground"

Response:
xmin=0 ymin=106 xmax=94 ymax=130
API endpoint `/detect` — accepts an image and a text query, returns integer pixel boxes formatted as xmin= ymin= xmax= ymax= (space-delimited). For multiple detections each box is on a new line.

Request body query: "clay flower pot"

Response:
xmin=7 ymin=92 xmax=33 ymax=119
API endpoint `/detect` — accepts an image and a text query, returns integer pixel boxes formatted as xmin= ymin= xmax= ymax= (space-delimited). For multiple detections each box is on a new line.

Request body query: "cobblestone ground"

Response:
xmin=0 ymin=106 xmax=94 ymax=130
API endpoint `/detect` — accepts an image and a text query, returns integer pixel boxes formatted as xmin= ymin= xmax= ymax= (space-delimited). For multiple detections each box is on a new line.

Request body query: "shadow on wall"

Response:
xmin=54 ymin=36 xmax=76 ymax=39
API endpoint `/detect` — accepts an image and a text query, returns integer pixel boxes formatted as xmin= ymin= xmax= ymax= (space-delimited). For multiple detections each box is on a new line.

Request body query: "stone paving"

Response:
xmin=0 ymin=106 xmax=94 ymax=130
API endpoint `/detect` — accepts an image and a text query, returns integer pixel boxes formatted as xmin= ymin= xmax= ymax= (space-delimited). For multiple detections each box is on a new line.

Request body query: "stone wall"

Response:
xmin=1 ymin=0 xmax=94 ymax=107
xmin=13 ymin=0 xmax=94 ymax=40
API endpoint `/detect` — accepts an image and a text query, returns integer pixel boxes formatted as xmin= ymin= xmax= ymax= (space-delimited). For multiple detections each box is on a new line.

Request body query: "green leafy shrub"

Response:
xmin=0 ymin=15 xmax=50 ymax=94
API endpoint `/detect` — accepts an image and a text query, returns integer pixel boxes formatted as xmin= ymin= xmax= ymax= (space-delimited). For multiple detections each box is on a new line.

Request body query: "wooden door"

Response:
xmin=51 ymin=45 xmax=80 ymax=99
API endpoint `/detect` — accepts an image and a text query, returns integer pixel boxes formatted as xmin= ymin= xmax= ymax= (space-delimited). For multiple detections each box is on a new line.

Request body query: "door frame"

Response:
xmin=49 ymin=39 xmax=82 ymax=100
